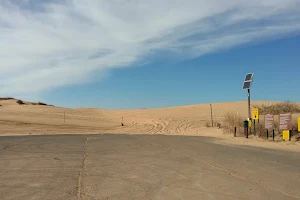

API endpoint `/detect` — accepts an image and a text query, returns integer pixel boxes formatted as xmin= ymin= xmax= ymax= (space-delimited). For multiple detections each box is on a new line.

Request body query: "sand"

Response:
xmin=0 ymin=99 xmax=299 ymax=152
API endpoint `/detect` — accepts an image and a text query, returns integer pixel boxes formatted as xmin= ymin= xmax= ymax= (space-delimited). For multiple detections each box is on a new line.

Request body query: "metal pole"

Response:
xmin=210 ymin=104 xmax=213 ymax=127
xmin=272 ymin=129 xmax=275 ymax=141
xmin=248 ymin=89 xmax=251 ymax=120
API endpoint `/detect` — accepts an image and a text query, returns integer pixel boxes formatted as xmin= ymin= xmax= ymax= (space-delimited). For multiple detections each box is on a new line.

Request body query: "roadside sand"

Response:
xmin=0 ymin=99 xmax=299 ymax=152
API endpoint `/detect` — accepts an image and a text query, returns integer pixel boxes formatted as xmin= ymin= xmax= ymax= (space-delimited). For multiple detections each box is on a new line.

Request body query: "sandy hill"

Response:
xmin=0 ymin=98 xmax=286 ymax=136
xmin=1 ymin=98 xmax=299 ymax=152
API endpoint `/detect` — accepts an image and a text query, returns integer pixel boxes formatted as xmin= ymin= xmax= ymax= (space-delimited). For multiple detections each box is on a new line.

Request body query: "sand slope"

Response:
xmin=0 ymin=99 xmax=259 ymax=135
xmin=0 ymin=99 xmax=299 ymax=151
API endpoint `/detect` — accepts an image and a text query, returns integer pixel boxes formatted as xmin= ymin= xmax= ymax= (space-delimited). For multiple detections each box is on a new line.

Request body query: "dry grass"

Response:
xmin=253 ymin=101 xmax=300 ymax=115
xmin=221 ymin=111 xmax=245 ymax=136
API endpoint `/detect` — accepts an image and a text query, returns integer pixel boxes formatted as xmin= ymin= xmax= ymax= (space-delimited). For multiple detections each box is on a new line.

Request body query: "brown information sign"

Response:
xmin=279 ymin=113 xmax=292 ymax=130
xmin=265 ymin=114 xmax=274 ymax=129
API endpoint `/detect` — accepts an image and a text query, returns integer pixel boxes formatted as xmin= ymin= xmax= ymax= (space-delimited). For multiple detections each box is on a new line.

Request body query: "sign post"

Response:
xmin=279 ymin=113 xmax=292 ymax=141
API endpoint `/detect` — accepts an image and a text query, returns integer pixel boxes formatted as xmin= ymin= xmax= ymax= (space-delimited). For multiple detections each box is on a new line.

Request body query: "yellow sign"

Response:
xmin=252 ymin=108 xmax=259 ymax=120
xmin=282 ymin=130 xmax=290 ymax=141
xmin=298 ymin=117 xmax=300 ymax=132
xmin=248 ymin=119 xmax=252 ymax=127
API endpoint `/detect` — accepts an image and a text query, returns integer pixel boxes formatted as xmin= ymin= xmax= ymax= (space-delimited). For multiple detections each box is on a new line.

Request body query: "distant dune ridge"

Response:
xmin=0 ymin=98 xmax=299 ymax=151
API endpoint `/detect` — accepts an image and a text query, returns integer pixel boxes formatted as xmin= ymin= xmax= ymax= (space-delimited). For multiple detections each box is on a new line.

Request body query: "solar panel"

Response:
xmin=243 ymin=81 xmax=251 ymax=90
xmin=244 ymin=73 xmax=253 ymax=82
xmin=242 ymin=73 xmax=254 ymax=90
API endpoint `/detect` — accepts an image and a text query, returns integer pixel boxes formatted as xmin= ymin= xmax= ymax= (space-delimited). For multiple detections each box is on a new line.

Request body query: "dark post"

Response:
xmin=121 ymin=117 xmax=124 ymax=126
xmin=257 ymin=119 xmax=260 ymax=135
xmin=210 ymin=104 xmax=213 ymax=127
xmin=64 ymin=111 xmax=65 ymax=124
xmin=248 ymin=89 xmax=251 ymax=121
xmin=272 ymin=129 xmax=275 ymax=141
xmin=234 ymin=127 xmax=236 ymax=137
xmin=243 ymin=120 xmax=249 ymax=139
xmin=248 ymin=89 xmax=252 ymax=136
xmin=266 ymin=129 xmax=269 ymax=139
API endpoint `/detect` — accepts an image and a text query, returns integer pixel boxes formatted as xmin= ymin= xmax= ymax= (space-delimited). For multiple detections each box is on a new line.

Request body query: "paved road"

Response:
xmin=0 ymin=134 xmax=299 ymax=200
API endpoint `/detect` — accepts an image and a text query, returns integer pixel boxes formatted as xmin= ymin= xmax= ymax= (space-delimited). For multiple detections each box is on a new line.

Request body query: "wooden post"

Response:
xmin=234 ymin=127 xmax=237 ymax=137
xmin=210 ymin=104 xmax=213 ymax=127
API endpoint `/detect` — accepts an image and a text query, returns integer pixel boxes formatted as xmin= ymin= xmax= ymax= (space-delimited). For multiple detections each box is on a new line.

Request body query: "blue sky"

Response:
xmin=43 ymin=35 xmax=300 ymax=109
xmin=1 ymin=1 xmax=300 ymax=109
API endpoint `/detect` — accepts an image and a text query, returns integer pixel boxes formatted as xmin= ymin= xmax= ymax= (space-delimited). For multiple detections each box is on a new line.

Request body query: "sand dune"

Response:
xmin=0 ymin=99 xmax=299 ymax=151
xmin=0 ymin=99 xmax=254 ymax=135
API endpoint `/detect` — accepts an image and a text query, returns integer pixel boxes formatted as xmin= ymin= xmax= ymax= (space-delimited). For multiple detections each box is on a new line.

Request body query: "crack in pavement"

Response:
xmin=77 ymin=137 xmax=89 ymax=200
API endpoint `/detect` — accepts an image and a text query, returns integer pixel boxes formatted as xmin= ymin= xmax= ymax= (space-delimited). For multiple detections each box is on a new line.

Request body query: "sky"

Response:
xmin=0 ymin=0 xmax=300 ymax=109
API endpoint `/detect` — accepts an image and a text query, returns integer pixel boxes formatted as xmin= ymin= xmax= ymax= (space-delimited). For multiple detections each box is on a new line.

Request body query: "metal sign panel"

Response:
xmin=248 ymin=119 xmax=252 ymax=127
xmin=243 ymin=81 xmax=251 ymax=90
xmin=282 ymin=130 xmax=290 ymax=141
xmin=265 ymin=114 xmax=274 ymax=129
xmin=279 ymin=113 xmax=292 ymax=130
xmin=252 ymin=108 xmax=259 ymax=120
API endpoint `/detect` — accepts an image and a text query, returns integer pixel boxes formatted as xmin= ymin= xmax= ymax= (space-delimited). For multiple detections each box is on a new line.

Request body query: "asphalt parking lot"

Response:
xmin=0 ymin=134 xmax=299 ymax=200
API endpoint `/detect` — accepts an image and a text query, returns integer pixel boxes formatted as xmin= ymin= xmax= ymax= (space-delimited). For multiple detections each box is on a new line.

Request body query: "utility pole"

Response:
xmin=248 ymin=89 xmax=251 ymax=120
xmin=243 ymin=73 xmax=254 ymax=138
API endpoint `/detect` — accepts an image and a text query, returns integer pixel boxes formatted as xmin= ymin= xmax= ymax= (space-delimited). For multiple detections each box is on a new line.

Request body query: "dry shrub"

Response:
xmin=253 ymin=101 xmax=300 ymax=115
xmin=31 ymin=102 xmax=48 ymax=106
xmin=221 ymin=111 xmax=244 ymax=136
xmin=16 ymin=99 xmax=25 ymax=105
xmin=291 ymin=121 xmax=299 ymax=137
xmin=38 ymin=102 xmax=47 ymax=106
xmin=205 ymin=121 xmax=211 ymax=127
xmin=205 ymin=120 xmax=221 ymax=128
xmin=0 ymin=97 xmax=15 ymax=100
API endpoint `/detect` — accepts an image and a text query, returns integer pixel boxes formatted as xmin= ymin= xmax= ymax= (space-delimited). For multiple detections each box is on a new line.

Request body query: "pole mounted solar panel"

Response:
xmin=243 ymin=73 xmax=254 ymax=90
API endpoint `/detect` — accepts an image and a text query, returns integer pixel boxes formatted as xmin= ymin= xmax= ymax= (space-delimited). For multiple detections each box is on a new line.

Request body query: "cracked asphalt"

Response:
xmin=0 ymin=134 xmax=299 ymax=200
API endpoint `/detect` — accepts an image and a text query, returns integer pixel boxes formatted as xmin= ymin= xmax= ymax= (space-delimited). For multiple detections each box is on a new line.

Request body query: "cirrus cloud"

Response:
xmin=1 ymin=0 xmax=300 ymax=97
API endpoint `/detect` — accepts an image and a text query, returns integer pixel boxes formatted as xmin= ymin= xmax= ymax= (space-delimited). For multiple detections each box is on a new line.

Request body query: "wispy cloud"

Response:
xmin=1 ymin=0 xmax=300 ymax=97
